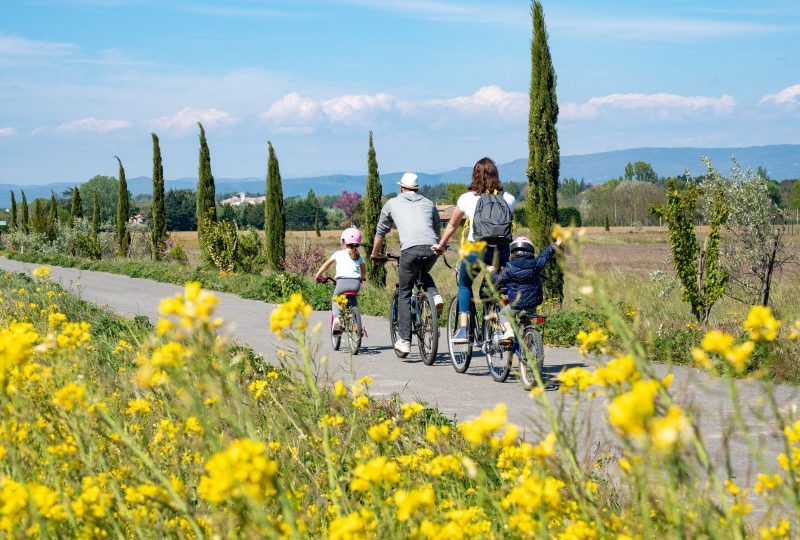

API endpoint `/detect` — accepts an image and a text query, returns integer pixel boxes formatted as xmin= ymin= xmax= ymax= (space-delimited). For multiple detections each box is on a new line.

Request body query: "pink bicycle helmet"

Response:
xmin=341 ymin=227 xmax=363 ymax=245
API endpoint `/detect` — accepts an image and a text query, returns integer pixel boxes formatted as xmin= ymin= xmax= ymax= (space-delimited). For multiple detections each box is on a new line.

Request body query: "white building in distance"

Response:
xmin=221 ymin=192 xmax=266 ymax=206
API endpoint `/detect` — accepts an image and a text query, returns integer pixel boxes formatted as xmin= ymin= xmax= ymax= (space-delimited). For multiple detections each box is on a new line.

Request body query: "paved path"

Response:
xmin=2 ymin=257 xmax=798 ymax=491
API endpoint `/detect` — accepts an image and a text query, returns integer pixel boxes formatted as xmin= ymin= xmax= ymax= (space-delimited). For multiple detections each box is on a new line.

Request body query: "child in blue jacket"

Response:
xmin=488 ymin=235 xmax=561 ymax=340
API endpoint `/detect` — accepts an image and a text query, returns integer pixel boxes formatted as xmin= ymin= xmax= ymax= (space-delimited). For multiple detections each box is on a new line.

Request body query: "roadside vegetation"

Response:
xmin=1 ymin=255 xmax=799 ymax=538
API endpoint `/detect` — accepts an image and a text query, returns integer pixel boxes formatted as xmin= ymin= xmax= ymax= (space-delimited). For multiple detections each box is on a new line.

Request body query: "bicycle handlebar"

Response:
xmin=316 ymin=275 xmax=336 ymax=284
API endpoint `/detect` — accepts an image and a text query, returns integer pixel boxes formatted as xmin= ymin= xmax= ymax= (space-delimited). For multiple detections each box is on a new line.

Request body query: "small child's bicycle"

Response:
xmin=509 ymin=312 xmax=546 ymax=390
xmin=317 ymin=276 xmax=364 ymax=355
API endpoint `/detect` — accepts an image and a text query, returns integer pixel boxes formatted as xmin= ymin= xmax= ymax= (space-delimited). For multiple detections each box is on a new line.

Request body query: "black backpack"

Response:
xmin=472 ymin=192 xmax=512 ymax=245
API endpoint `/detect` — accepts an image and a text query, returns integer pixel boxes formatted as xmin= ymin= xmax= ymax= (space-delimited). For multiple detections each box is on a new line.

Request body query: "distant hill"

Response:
xmin=2 ymin=144 xmax=798 ymax=207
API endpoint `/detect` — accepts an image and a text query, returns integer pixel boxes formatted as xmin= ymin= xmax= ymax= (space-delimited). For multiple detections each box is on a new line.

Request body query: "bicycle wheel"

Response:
xmin=484 ymin=304 xmax=511 ymax=382
xmin=518 ymin=326 xmax=545 ymax=391
xmin=347 ymin=307 xmax=363 ymax=355
xmin=417 ymin=291 xmax=439 ymax=365
xmin=447 ymin=296 xmax=472 ymax=372
xmin=389 ymin=294 xmax=407 ymax=358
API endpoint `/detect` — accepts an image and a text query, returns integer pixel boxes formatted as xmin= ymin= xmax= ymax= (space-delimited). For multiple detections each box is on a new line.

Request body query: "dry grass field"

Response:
xmin=170 ymin=226 xmax=799 ymax=326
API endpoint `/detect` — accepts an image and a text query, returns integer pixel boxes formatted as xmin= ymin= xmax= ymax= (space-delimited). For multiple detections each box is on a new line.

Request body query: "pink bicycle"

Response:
xmin=317 ymin=276 xmax=364 ymax=354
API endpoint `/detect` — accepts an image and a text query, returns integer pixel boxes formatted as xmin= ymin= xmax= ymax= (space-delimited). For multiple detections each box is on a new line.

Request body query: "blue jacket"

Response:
xmin=492 ymin=245 xmax=556 ymax=311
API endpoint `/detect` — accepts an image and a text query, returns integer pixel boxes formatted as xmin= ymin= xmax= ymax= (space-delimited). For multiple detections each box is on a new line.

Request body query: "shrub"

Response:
xmin=234 ymin=228 xmax=265 ymax=274
xmin=543 ymin=309 xmax=606 ymax=347
xmin=167 ymin=244 xmax=188 ymax=265
xmin=557 ymin=206 xmax=582 ymax=227
xmin=281 ymin=241 xmax=327 ymax=277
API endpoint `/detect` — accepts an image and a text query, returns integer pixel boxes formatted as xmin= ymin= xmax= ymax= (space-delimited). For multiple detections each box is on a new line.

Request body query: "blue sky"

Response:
xmin=1 ymin=0 xmax=799 ymax=185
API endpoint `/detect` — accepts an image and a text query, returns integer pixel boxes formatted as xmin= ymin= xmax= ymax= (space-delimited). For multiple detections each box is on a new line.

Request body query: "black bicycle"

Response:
xmin=375 ymin=254 xmax=439 ymax=363
xmin=439 ymin=247 xmax=509 ymax=381
xmin=511 ymin=313 xmax=546 ymax=390
xmin=445 ymin=285 xmax=510 ymax=381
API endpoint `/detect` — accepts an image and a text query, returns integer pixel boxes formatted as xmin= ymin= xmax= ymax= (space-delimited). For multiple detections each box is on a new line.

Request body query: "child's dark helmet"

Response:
xmin=510 ymin=236 xmax=534 ymax=254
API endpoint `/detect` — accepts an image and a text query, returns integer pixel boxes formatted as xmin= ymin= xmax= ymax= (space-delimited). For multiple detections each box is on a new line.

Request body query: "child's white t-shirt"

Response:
xmin=456 ymin=191 xmax=517 ymax=241
xmin=332 ymin=249 xmax=364 ymax=279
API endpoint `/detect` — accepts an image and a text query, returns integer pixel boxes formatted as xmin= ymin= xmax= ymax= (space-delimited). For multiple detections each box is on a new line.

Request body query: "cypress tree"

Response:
xmin=526 ymin=0 xmax=563 ymax=302
xmin=264 ymin=141 xmax=286 ymax=270
xmin=115 ymin=156 xmax=131 ymax=256
xmin=604 ymin=214 xmax=610 ymax=232
xmin=196 ymin=123 xmax=216 ymax=228
xmin=20 ymin=191 xmax=29 ymax=232
xmin=9 ymin=192 xmax=17 ymax=231
xmin=363 ymin=131 xmax=385 ymax=285
xmin=314 ymin=212 xmax=321 ymax=237
xmin=151 ymin=133 xmax=168 ymax=259
xmin=47 ymin=192 xmax=58 ymax=241
xmin=69 ymin=186 xmax=83 ymax=227
xmin=92 ymin=191 xmax=100 ymax=241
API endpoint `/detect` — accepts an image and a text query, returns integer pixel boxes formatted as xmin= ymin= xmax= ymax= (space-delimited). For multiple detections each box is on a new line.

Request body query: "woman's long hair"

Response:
xmin=468 ymin=157 xmax=503 ymax=194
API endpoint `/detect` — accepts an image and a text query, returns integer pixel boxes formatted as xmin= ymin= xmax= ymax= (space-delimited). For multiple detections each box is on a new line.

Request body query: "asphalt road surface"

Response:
xmin=2 ymin=257 xmax=797 ymax=497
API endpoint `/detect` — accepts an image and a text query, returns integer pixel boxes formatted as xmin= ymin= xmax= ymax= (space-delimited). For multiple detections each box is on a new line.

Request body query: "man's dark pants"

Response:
xmin=398 ymin=245 xmax=439 ymax=341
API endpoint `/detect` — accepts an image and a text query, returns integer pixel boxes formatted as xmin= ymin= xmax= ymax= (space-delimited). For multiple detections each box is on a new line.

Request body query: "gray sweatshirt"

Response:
xmin=376 ymin=192 xmax=441 ymax=251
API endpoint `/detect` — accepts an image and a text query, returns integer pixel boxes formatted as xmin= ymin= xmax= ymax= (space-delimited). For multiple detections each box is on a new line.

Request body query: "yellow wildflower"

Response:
xmin=333 ymin=380 xmax=347 ymax=398
xmin=725 ymin=341 xmax=755 ymax=372
xmin=401 ymin=402 xmax=425 ymax=420
xmin=607 ymin=380 xmax=659 ymax=440
xmin=52 ymin=382 xmax=86 ymax=412
xmin=701 ymin=330 xmax=734 ymax=353
xmin=367 ymin=419 xmax=400 ymax=443
xmin=743 ymin=305 xmax=781 ymax=341
xmin=56 ymin=321 xmax=91 ymax=350
xmin=649 ymin=406 xmax=691 ymax=451
xmin=269 ymin=293 xmax=312 ymax=337
xmin=394 ymin=485 xmax=435 ymax=521
xmin=557 ymin=366 xmax=593 ymax=392
xmin=124 ymin=399 xmax=151 ymax=415
xmin=328 ymin=509 xmax=376 ymax=540
xmin=32 ymin=266 xmax=51 ymax=278
xmin=458 ymin=240 xmax=487 ymax=259
xmin=592 ymin=355 xmax=639 ymax=386
xmin=349 ymin=456 xmax=400 ymax=492
xmin=459 ymin=403 xmax=507 ymax=445
xmin=576 ymin=328 xmax=609 ymax=354
xmin=197 ymin=439 xmax=278 ymax=503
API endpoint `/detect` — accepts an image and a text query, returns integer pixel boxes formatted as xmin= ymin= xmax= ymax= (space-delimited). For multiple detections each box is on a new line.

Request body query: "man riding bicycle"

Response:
xmin=371 ymin=172 xmax=444 ymax=355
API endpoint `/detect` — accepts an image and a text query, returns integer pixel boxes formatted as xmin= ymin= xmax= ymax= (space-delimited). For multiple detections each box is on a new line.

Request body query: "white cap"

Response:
xmin=397 ymin=172 xmax=419 ymax=190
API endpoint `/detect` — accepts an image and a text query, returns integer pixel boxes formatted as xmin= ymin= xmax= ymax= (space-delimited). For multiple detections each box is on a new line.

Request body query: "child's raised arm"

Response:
xmin=314 ymin=256 xmax=335 ymax=281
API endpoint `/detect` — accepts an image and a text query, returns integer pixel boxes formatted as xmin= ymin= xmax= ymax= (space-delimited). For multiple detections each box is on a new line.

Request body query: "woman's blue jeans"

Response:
xmin=457 ymin=244 xmax=509 ymax=314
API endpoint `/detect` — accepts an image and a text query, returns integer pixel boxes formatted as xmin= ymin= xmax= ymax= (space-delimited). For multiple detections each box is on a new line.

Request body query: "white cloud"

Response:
xmin=759 ymin=84 xmax=800 ymax=107
xmin=426 ymin=85 xmax=527 ymax=117
xmin=550 ymin=16 xmax=792 ymax=41
xmin=561 ymin=92 xmax=736 ymax=120
xmin=260 ymin=92 xmax=322 ymax=130
xmin=261 ymin=92 xmax=412 ymax=131
xmin=260 ymin=87 xmax=738 ymax=132
xmin=0 ymin=34 xmax=76 ymax=58
xmin=322 ymin=93 xmax=411 ymax=123
xmin=144 ymin=107 xmax=237 ymax=131
xmin=0 ymin=127 xmax=17 ymax=137
xmin=56 ymin=117 xmax=130 ymax=133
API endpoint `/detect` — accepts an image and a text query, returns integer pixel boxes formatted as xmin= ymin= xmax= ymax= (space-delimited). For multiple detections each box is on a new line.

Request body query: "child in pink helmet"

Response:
xmin=314 ymin=227 xmax=366 ymax=333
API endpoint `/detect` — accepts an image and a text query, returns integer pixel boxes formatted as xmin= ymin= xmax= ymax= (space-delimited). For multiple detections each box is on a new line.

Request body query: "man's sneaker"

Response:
xmin=394 ymin=339 xmax=411 ymax=355
xmin=433 ymin=294 xmax=444 ymax=315
xmin=501 ymin=328 xmax=515 ymax=341
xmin=332 ymin=317 xmax=343 ymax=334
xmin=451 ymin=326 xmax=469 ymax=344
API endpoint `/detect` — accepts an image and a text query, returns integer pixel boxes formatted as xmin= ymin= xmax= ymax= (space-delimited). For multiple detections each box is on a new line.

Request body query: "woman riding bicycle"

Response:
xmin=314 ymin=227 xmax=366 ymax=334
xmin=432 ymin=157 xmax=516 ymax=343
